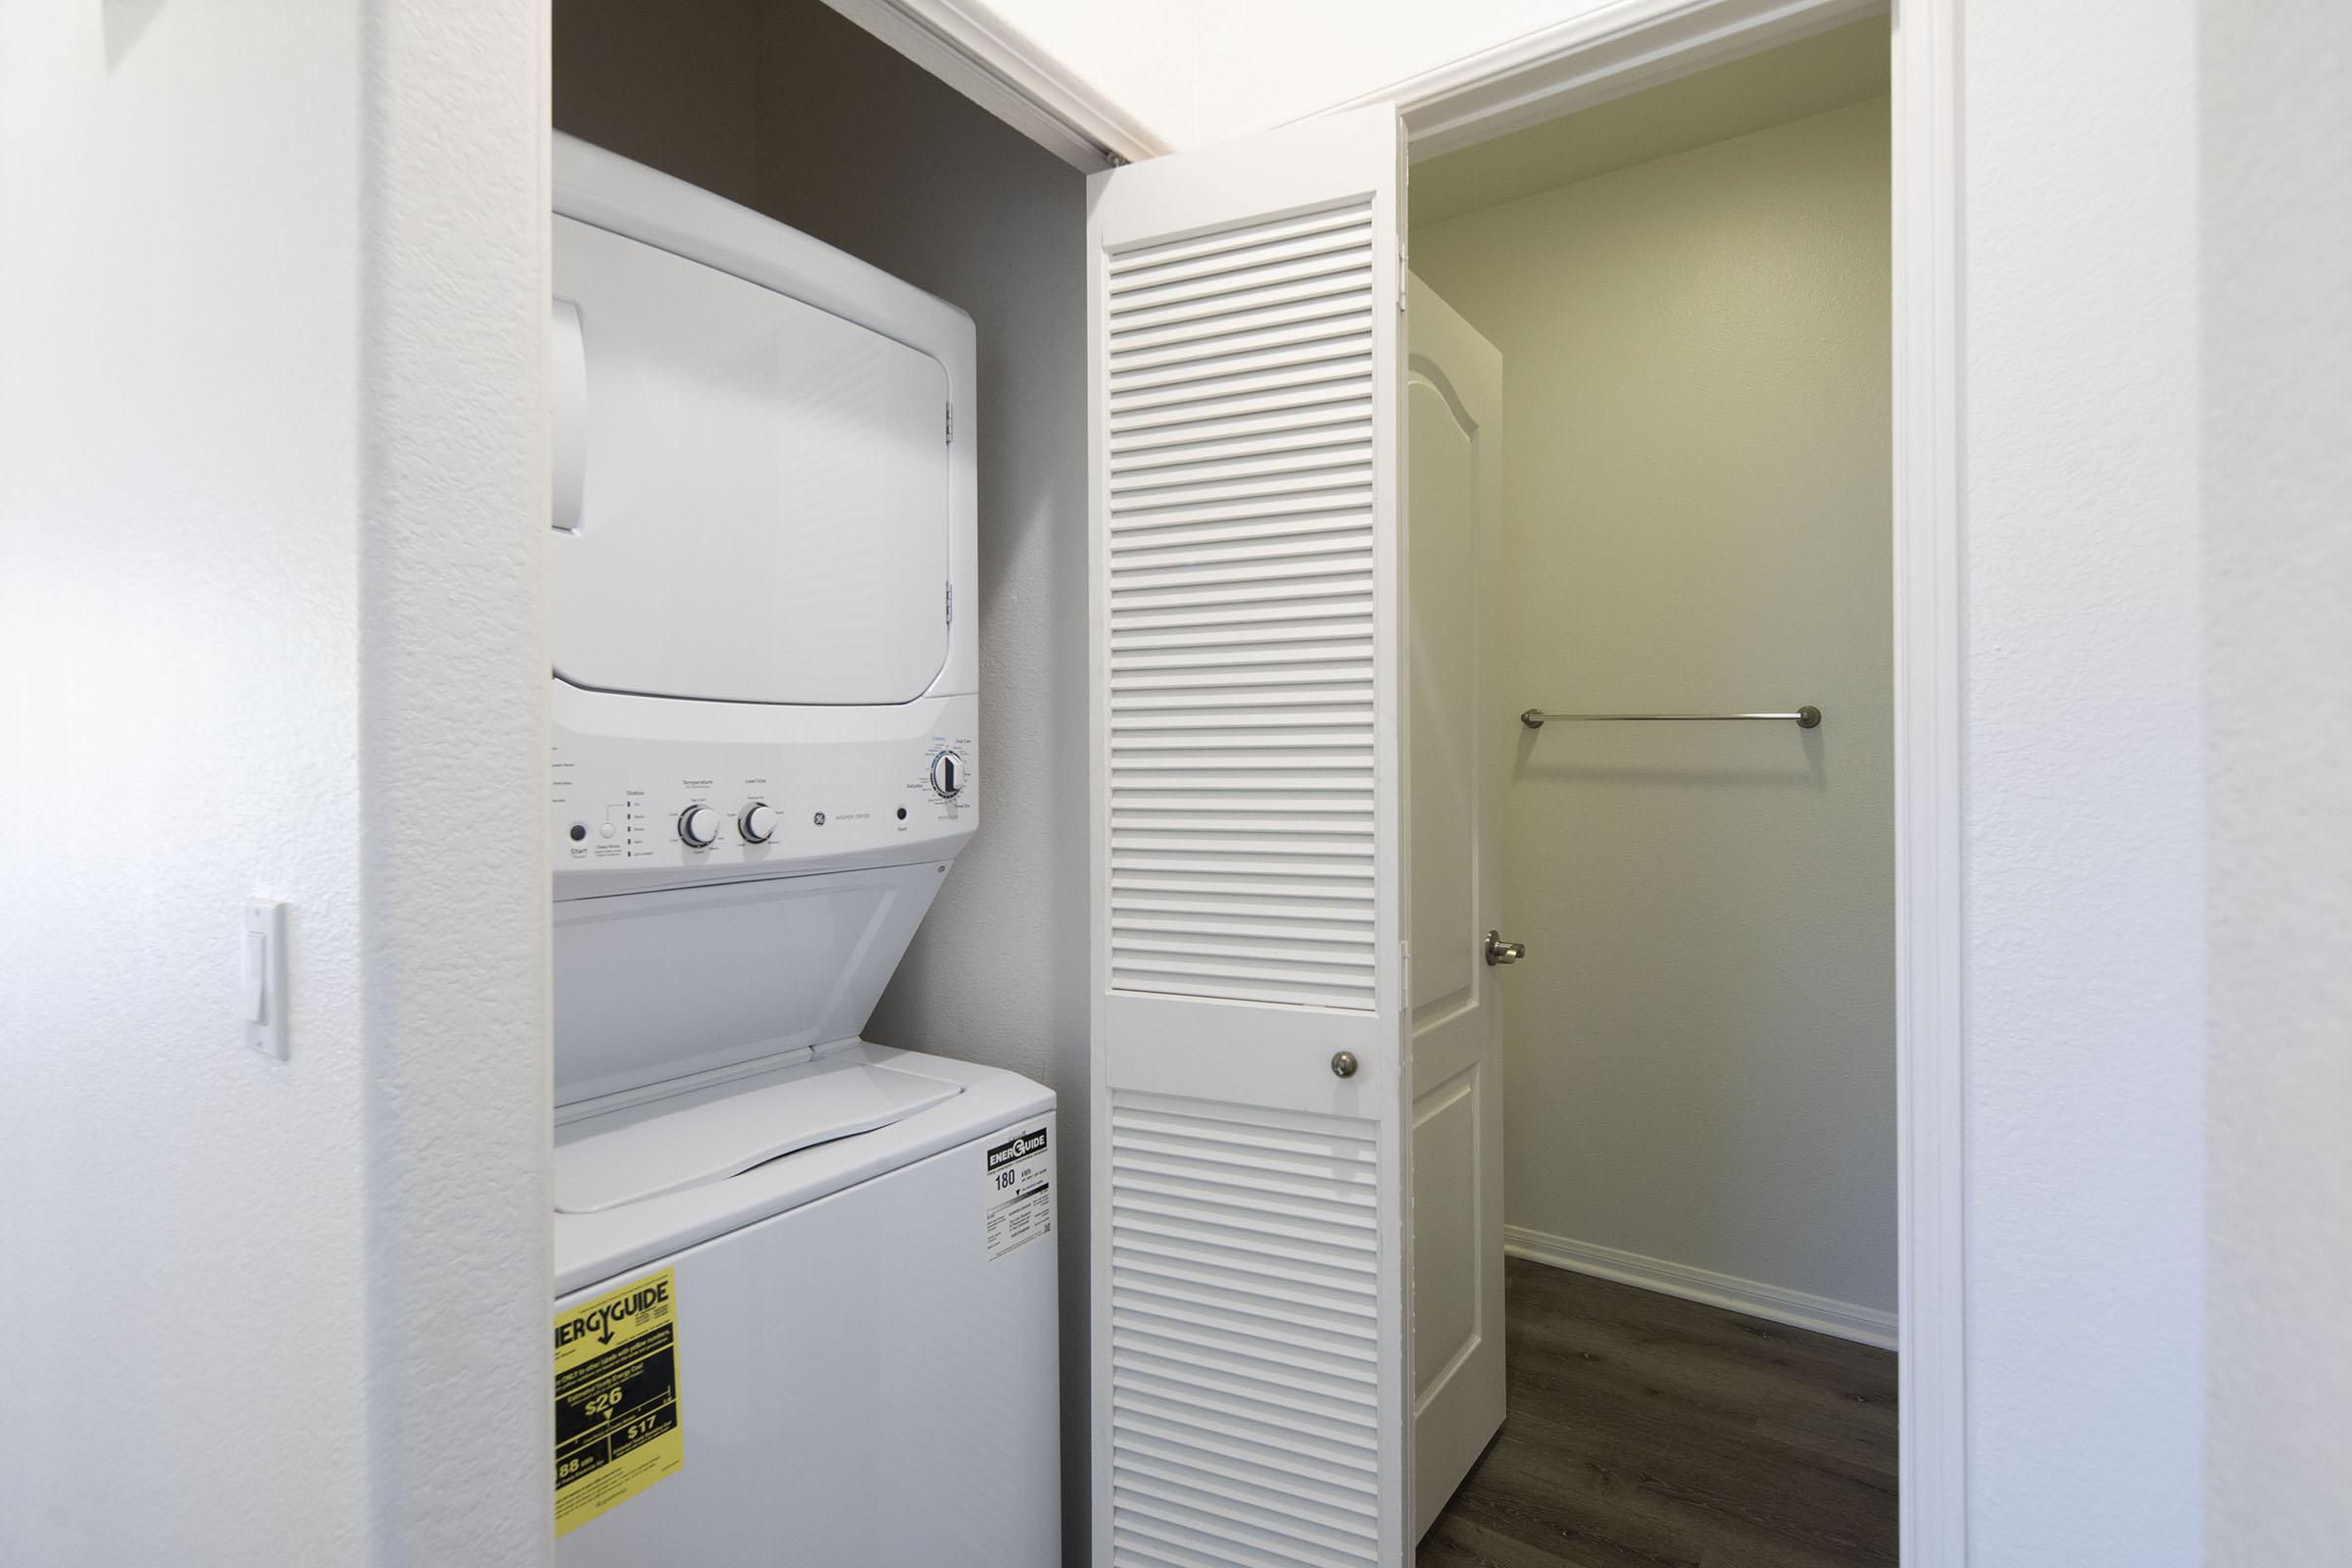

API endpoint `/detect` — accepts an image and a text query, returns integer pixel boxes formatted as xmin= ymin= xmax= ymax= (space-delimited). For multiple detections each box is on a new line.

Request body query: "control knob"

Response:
xmin=740 ymin=802 xmax=776 ymax=844
xmin=930 ymin=749 xmax=965 ymax=800
xmin=677 ymin=804 xmax=720 ymax=849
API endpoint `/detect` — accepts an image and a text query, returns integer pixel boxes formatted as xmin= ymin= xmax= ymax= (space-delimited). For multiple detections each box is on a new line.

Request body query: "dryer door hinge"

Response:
xmin=946 ymin=580 xmax=954 ymax=624
xmin=946 ymin=402 xmax=955 ymax=444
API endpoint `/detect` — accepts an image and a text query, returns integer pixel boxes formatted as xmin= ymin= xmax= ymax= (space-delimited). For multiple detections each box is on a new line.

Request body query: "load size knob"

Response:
xmin=677 ymin=804 xmax=720 ymax=848
xmin=930 ymin=750 xmax=964 ymax=800
xmin=739 ymin=802 xmax=776 ymax=844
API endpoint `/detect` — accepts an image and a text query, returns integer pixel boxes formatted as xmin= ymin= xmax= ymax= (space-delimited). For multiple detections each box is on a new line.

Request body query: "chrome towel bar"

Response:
xmin=1520 ymin=706 xmax=1822 ymax=730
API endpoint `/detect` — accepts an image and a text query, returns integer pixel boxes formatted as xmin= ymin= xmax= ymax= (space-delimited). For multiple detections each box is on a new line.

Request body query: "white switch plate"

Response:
xmin=242 ymin=900 xmax=289 ymax=1059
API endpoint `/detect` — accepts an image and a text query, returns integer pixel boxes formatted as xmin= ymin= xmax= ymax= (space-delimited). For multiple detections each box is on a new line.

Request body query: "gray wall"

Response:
xmin=555 ymin=5 xmax=1092 ymax=1558
xmin=1413 ymin=100 xmax=1896 ymax=1318
xmin=2202 ymin=1 xmax=2352 ymax=1558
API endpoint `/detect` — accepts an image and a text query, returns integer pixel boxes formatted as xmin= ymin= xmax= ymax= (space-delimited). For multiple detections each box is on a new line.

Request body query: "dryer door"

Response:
xmin=553 ymin=214 xmax=952 ymax=707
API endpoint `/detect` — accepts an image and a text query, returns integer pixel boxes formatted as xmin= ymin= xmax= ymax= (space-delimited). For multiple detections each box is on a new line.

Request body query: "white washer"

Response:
xmin=546 ymin=134 xmax=1056 ymax=1565
xmin=555 ymin=1046 xmax=1059 ymax=1566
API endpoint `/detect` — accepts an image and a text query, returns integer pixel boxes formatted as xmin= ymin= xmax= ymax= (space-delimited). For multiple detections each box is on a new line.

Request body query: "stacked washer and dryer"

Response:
xmin=545 ymin=135 xmax=1058 ymax=1565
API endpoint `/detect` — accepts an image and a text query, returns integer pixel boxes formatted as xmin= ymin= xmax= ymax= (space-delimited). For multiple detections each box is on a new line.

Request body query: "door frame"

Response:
xmin=1358 ymin=6 xmax=1966 ymax=1563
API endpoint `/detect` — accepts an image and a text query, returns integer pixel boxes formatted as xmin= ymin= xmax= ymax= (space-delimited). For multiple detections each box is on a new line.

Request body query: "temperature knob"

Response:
xmin=677 ymin=804 xmax=720 ymax=848
xmin=739 ymin=802 xmax=776 ymax=844
xmin=930 ymin=750 xmax=964 ymax=799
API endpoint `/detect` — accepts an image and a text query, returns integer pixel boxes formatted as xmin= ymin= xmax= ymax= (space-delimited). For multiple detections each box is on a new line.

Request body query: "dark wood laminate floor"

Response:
xmin=1419 ymin=1258 xmax=1897 ymax=1568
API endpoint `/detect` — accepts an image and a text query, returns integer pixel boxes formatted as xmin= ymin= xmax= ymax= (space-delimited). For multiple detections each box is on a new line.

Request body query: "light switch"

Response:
xmin=242 ymin=900 xmax=289 ymax=1060
xmin=241 ymin=932 xmax=266 ymax=1021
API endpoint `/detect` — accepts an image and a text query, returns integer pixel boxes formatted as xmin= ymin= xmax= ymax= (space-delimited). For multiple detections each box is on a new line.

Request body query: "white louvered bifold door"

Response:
xmin=1088 ymin=106 xmax=1412 ymax=1568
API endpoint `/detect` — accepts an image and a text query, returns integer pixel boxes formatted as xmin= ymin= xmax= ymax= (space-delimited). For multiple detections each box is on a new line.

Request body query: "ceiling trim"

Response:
xmin=815 ymin=0 xmax=1172 ymax=172
xmin=1316 ymin=0 xmax=1886 ymax=159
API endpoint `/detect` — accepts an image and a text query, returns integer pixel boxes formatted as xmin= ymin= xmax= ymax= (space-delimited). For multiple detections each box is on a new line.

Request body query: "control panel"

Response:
xmin=551 ymin=685 xmax=977 ymax=899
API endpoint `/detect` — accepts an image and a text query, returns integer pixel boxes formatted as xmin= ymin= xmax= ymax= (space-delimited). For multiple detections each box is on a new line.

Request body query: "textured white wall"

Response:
xmin=1412 ymin=99 xmax=1895 ymax=1318
xmin=0 ymin=7 xmax=371 ymax=1558
xmin=1959 ymin=0 xmax=2206 ymax=1559
xmin=0 ymin=3 xmax=550 ymax=1563
xmin=359 ymin=4 xmax=553 ymax=1563
xmin=554 ymin=3 xmax=1093 ymax=1558
xmin=2201 ymin=3 xmax=2352 ymax=1562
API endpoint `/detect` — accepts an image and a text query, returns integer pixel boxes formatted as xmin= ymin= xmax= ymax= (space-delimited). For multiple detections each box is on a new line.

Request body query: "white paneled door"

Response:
xmin=1403 ymin=274 xmax=1506 ymax=1539
xmin=1088 ymin=106 xmax=1413 ymax=1567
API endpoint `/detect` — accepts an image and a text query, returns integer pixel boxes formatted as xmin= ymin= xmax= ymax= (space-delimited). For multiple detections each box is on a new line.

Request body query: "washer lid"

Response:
xmin=552 ymin=214 xmax=952 ymax=707
xmin=554 ymin=1056 xmax=962 ymax=1214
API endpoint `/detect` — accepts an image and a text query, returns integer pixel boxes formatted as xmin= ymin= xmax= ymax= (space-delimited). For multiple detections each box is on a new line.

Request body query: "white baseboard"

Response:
xmin=1502 ymin=1224 xmax=1898 ymax=1351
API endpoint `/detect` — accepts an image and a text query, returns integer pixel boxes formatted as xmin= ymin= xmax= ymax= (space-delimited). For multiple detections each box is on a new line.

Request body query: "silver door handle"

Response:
xmin=1485 ymin=930 xmax=1525 ymax=966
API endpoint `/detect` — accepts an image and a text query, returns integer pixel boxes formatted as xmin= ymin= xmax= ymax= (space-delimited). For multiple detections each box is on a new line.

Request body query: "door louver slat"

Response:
xmin=1107 ymin=1092 xmax=1383 ymax=1568
xmin=1102 ymin=201 xmax=1379 ymax=1012
xmin=1108 ymin=206 xmax=1374 ymax=279
xmin=1108 ymin=402 xmax=1374 ymax=462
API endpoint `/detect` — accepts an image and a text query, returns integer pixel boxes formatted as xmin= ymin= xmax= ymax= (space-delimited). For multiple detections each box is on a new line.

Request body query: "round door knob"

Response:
xmin=739 ymin=802 xmax=776 ymax=844
xmin=677 ymin=804 xmax=720 ymax=849
xmin=1330 ymin=1051 xmax=1358 ymax=1079
xmin=930 ymin=749 xmax=964 ymax=799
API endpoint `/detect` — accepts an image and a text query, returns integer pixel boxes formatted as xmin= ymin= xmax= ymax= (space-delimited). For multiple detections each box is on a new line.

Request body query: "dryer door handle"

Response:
xmin=553 ymin=298 xmax=588 ymax=532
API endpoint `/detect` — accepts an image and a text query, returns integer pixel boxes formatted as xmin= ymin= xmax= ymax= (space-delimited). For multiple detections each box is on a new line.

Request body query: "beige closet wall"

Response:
xmin=1413 ymin=97 xmax=1895 ymax=1317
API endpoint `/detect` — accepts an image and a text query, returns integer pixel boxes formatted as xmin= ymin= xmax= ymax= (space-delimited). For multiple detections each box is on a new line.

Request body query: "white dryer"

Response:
xmin=546 ymin=134 xmax=1056 ymax=1565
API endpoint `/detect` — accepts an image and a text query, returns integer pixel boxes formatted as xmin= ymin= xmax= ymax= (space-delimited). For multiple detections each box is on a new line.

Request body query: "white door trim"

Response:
xmin=1886 ymin=4 xmax=1966 ymax=1564
xmin=1318 ymin=0 xmax=1887 ymax=158
xmin=813 ymin=0 xmax=1170 ymax=170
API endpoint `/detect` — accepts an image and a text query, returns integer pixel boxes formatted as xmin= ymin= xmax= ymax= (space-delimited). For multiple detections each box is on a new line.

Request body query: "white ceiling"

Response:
xmin=951 ymin=0 xmax=1655 ymax=150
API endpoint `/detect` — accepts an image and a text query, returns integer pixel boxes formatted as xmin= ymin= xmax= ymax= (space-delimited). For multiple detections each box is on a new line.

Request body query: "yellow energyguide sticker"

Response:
xmin=554 ymin=1268 xmax=683 ymax=1538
